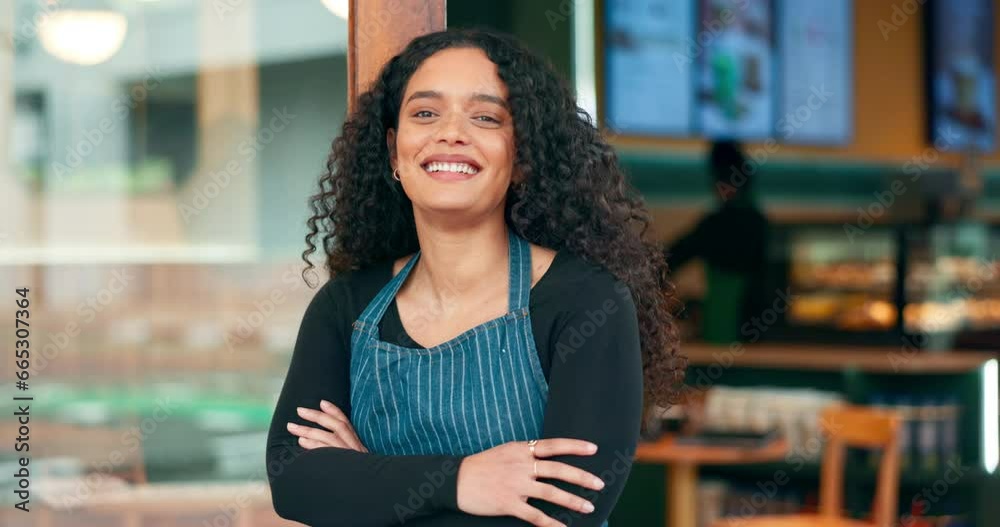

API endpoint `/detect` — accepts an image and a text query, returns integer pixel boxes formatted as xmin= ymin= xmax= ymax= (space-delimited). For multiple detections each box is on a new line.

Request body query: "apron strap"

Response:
xmin=356 ymin=228 xmax=532 ymax=326
xmin=507 ymin=229 xmax=533 ymax=312
xmin=356 ymin=250 xmax=420 ymax=326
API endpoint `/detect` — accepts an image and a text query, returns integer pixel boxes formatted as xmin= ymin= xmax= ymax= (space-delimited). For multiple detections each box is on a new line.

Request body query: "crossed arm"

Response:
xmin=265 ymin=279 xmax=643 ymax=526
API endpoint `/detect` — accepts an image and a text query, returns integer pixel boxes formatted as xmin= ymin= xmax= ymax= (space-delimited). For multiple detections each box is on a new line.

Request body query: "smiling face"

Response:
xmin=387 ymin=47 xmax=517 ymax=221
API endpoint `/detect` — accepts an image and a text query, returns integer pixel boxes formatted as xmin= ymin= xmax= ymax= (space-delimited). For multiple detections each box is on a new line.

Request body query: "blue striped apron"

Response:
xmin=349 ymin=229 xmax=549 ymax=456
xmin=349 ymin=230 xmax=609 ymax=525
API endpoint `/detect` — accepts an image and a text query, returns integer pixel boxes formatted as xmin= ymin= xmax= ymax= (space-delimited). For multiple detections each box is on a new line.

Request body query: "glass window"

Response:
xmin=1 ymin=1 xmax=348 ymax=523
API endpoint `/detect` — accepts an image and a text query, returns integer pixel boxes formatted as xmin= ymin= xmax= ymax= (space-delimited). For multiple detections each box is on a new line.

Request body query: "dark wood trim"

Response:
xmin=347 ymin=0 xmax=447 ymax=114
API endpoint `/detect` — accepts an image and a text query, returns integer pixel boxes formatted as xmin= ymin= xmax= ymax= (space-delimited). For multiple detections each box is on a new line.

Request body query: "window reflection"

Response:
xmin=1 ymin=1 xmax=347 ymax=524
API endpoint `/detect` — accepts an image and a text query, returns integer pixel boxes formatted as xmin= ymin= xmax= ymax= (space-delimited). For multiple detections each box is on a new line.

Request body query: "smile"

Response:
xmin=422 ymin=161 xmax=480 ymax=175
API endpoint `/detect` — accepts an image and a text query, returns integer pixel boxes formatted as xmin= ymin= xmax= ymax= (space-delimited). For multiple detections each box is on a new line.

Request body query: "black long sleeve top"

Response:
xmin=265 ymin=248 xmax=643 ymax=526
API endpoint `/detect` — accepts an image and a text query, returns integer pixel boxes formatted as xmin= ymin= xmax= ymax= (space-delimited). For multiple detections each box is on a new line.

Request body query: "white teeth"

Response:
xmin=424 ymin=161 xmax=479 ymax=174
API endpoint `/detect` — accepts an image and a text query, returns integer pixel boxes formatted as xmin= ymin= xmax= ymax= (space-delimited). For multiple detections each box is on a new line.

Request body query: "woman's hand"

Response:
xmin=456 ymin=439 xmax=605 ymax=527
xmin=286 ymin=400 xmax=369 ymax=453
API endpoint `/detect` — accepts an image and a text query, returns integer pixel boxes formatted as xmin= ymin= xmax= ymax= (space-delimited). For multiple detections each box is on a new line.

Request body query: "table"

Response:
xmin=635 ymin=434 xmax=789 ymax=527
xmin=717 ymin=516 xmax=875 ymax=527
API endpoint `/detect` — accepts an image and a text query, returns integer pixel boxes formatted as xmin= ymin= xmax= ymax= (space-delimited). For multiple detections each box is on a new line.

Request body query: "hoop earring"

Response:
xmin=392 ymin=168 xmax=401 ymax=181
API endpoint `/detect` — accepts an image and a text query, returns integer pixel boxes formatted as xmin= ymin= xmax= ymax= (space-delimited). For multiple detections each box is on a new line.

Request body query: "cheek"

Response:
xmin=395 ymin=123 xmax=429 ymax=157
xmin=483 ymin=133 xmax=515 ymax=170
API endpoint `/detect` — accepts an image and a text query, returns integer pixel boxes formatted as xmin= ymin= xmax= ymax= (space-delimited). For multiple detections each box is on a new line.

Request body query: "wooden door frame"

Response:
xmin=347 ymin=0 xmax=446 ymax=113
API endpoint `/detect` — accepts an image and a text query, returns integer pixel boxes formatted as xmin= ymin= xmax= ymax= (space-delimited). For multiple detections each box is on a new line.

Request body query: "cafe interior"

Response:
xmin=0 ymin=0 xmax=998 ymax=526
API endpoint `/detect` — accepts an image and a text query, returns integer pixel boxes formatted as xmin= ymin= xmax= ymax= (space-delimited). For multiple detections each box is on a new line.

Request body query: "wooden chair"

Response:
xmin=711 ymin=404 xmax=902 ymax=527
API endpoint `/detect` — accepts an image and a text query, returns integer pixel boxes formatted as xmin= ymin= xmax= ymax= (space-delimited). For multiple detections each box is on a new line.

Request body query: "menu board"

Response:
xmin=604 ymin=0 xmax=694 ymax=136
xmin=927 ymin=0 xmax=995 ymax=152
xmin=696 ymin=0 xmax=774 ymax=139
xmin=777 ymin=0 xmax=852 ymax=145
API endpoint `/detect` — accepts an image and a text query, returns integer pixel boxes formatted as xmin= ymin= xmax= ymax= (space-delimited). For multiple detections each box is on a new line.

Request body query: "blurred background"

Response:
xmin=0 ymin=0 xmax=997 ymax=526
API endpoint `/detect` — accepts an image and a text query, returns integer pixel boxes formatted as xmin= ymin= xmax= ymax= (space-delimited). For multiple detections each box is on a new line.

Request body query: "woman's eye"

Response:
xmin=414 ymin=110 xmax=435 ymax=118
xmin=475 ymin=115 xmax=500 ymax=123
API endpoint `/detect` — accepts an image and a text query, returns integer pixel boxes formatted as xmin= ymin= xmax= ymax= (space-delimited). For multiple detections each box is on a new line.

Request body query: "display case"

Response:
xmin=615 ymin=343 xmax=999 ymax=527
xmin=770 ymin=222 xmax=1000 ymax=349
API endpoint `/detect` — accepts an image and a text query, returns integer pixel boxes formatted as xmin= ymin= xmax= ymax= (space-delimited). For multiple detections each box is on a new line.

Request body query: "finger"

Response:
xmin=528 ymin=481 xmax=595 ymax=515
xmin=531 ymin=439 xmax=598 ymax=458
xmin=296 ymin=407 xmax=365 ymax=452
xmin=298 ymin=437 xmax=325 ymax=450
xmin=287 ymin=423 xmax=348 ymax=449
xmin=318 ymin=400 xmax=369 ymax=452
xmin=319 ymin=399 xmax=350 ymax=421
xmin=510 ymin=502 xmax=565 ymax=527
xmin=297 ymin=406 xmax=361 ymax=450
xmin=535 ymin=460 xmax=605 ymax=491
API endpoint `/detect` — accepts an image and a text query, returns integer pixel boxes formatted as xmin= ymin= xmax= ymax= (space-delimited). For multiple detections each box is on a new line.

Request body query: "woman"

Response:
xmin=266 ymin=28 xmax=684 ymax=526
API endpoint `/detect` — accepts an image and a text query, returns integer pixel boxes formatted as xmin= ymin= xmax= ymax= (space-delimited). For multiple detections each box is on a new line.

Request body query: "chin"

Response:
xmin=411 ymin=187 xmax=501 ymax=218
xmin=417 ymin=195 xmax=481 ymax=214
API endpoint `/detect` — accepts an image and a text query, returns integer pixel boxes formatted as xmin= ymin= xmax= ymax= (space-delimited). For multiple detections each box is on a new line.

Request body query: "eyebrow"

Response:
xmin=405 ymin=90 xmax=509 ymax=110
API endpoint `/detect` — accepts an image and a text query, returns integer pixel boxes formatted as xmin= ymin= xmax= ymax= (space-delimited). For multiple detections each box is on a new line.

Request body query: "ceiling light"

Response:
xmin=321 ymin=0 xmax=349 ymax=20
xmin=39 ymin=10 xmax=127 ymax=66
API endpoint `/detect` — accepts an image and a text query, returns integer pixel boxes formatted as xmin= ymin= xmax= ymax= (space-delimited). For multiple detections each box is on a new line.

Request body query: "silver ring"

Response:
xmin=527 ymin=439 xmax=538 ymax=457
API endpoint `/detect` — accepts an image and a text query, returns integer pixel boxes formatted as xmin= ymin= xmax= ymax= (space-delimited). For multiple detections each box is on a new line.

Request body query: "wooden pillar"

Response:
xmin=189 ymin=0 xmax=259 ymax=248
xmin=347 ymin=0 xmax=446 ymax=112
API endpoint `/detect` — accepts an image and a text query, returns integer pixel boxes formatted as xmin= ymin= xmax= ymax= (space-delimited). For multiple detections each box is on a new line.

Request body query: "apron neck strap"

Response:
xmin=357 ymin=228 xmax=533 ymax=326
xmin=506 ymin=228 xmax=532 ymax=312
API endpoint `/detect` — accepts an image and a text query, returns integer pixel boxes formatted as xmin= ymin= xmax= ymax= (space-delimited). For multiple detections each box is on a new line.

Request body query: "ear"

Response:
xmin=511 ymin=164 xmax=525 ymax=186
xmin=386 ymin=128 xmax=398 ymax=170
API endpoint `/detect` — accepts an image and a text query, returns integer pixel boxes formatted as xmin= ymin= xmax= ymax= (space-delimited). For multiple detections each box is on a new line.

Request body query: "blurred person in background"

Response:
xmin=265 ymin=28 xmax=685 ymax=526
xmin=663 ymin=140 xmax=771 ymax=343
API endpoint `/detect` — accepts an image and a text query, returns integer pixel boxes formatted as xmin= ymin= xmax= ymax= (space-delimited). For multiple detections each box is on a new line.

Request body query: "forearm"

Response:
xmin=401 ymin=511 xmax=530 ymax=526
xmin=266 ymin=281 xmax=467 ymax=526
xmin=267 ymin=435 xmax=465 ymax=526
xmin=527 ymin=277 xmax=643 ymax=526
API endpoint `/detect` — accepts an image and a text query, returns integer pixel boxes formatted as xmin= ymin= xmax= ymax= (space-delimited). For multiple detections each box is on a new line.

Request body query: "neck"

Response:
xmin=409 ymin=212 xmax=510 ymax=307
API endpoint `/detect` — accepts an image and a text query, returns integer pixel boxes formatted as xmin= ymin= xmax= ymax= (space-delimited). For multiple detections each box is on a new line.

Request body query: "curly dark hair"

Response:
xmin=302 ymin=28 xmax=685 ymax=409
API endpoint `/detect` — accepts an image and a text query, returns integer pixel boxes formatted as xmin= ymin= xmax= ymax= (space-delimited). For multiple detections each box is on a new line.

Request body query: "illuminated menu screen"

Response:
xmin=928 ymin=0 xmax=995 ymax=152
xmin=696 ymin=0 xmax=774 ymax=139
xmin=778 ymin=0 xmax=852 ymax=145
xmin=604 ymin=0 xmax=695 ymax=136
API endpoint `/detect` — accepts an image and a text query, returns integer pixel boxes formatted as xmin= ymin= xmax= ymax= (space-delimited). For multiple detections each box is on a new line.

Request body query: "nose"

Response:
xmin=435 ymin=112 xmax=469 ymax=145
